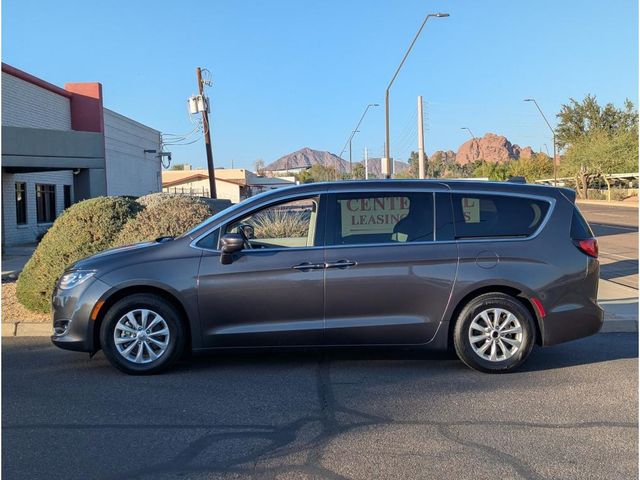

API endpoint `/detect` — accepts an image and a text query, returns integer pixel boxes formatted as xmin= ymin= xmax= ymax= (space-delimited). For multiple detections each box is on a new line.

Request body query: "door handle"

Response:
xmin=325 ymin=260 xmax=357 ymax=269
xmin=292 ymin=262 xmax=325 ymax=272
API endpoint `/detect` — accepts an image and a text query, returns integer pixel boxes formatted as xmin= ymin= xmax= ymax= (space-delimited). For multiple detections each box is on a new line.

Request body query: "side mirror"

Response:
xmin=220 ymin=233 xmax=244 ymax=265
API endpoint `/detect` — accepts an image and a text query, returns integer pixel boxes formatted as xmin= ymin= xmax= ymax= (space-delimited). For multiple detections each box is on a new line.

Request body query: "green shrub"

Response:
xmin=114 ymin=195 xmax=214 ymax=246
xmin=250 ymin=209 xmax=310 ymax=238
xmin=16 ymin=196 xmax=141 ymax=313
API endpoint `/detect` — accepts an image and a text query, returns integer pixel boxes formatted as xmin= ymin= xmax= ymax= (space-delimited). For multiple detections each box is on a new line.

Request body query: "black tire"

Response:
xmin=453 ymin=293 xmax=535 ymax=373
xmin=100 ymin=293 xmax=186 ymax=375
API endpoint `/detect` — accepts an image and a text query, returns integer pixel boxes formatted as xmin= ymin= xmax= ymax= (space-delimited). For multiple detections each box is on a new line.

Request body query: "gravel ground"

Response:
xmin=1 ymin=278 xmax=48 ymax=323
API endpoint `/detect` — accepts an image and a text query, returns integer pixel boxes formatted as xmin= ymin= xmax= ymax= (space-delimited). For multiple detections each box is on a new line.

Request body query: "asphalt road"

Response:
xmin=3 ymin=335 xmax=637 ymax=480
xmin=578 ymin=202 xmax=638 ymax=290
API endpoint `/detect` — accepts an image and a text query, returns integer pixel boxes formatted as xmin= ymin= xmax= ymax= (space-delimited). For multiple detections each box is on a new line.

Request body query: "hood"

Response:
xmin=69 ymin=239 xmax=172 ymax=272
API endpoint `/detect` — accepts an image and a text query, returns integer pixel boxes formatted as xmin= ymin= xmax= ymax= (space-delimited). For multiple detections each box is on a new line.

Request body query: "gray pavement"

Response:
xmin=2 ymin=334 xmax=637 ymax=480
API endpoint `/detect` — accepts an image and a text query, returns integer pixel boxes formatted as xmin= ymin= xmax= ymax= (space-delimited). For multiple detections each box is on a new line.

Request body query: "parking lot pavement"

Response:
xmin=2 ymin=334 xmax=637 ymax=480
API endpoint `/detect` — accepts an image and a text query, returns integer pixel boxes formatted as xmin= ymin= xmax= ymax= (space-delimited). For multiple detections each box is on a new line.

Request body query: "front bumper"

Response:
xmin=50 ymin=277 xmax=111 ymax=353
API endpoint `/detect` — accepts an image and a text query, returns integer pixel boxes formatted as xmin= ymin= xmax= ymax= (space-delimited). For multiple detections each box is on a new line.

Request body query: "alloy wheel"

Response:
xmin=113 ymin=309 xmax=170 ymax=364
xmin=468 ymin=308 xmax=523 ymax=362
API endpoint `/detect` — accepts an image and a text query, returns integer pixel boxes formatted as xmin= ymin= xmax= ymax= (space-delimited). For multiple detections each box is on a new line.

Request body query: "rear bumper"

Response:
xmin=539 ymin=299 xmax=604 ymax=346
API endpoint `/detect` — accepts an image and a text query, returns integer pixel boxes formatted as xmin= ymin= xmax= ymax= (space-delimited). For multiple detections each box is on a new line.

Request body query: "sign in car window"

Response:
xmin=339 ymin=196 xmax=410 ymax=237
xmin=461 ymin=197 xmax=480 ymax=223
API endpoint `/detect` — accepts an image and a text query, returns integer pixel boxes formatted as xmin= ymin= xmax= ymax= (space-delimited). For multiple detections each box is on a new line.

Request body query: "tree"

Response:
xmin=254 ymin=159 xmax=265 ymax=175
xmin=556 ymin=95 xmax=638 ymax=149
xmin=561 ymin=129 xmax=639 ymax=199
xmin=556 ymin=96 xmax=638 ymax=199
xmin=169 ymin=163 xmax=187 ymax=170
xmin=352 ymin=163 xmax=366 ymax=180
xmin=295 ymin=164 xmax=341 ymax=183
xmin=472 ymin=161 xmax=510 ymax=181
xmin=508 ymin=153 xmax=554 ymax=182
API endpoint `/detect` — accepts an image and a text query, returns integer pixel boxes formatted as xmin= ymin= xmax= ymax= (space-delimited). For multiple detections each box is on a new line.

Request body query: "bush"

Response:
xmin=114 ymin=195 xmax=214 ymax=246
xmin=250 ymin=209 xmax=309 ymax=238
xmin=16 ymin=197 xmax=141 ymax=313
xmin=611 ymin=189 xmax=629 ymax=201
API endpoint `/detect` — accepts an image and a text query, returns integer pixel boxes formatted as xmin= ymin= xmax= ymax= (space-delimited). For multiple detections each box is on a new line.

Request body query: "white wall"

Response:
xmin=1 ymin=72 xmax=72 ymax=130
xmin=103 ymin=108 xmax=161 ymax=196
xmin=2 ymin=171 xmax=74 ymax=245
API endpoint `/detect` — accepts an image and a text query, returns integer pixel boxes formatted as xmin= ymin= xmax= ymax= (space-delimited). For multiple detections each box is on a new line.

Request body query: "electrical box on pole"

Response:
xmin=188 ymin=95 xmax=210 ymax=114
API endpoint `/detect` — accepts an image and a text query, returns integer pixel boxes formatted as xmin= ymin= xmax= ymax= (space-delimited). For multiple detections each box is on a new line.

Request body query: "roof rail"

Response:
xmin=506 ymin=176 xmax=526 ymax=184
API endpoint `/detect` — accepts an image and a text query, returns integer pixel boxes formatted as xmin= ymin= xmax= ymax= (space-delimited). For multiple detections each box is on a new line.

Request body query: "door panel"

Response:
xmin=196 ymin=194 xmax=326 ymax=348
xmin=198 ymin=248 xmax=325 ymax=347
xmin=323 ymin=190 xmax=458 ymax=345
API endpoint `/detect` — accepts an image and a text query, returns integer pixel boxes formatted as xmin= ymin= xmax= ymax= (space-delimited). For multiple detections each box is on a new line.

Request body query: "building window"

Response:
xmin=36 ymin=184 xmax=56 ymax=224
xmin=63 ymin=185 xmax=72 ymax=209
xmin=15 ymin=182 xmax=26 ymax=225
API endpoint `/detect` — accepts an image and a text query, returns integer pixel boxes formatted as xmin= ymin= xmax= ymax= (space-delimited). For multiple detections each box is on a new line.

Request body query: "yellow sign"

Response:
xmin=461 ymin=197 xmax=480 ymax=223
xmin=340 ymin=197 xmax=410 ymax=237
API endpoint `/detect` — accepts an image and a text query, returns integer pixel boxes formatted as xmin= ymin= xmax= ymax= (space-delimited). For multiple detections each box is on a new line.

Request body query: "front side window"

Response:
xmin=328 ymin=192 xmax=434 ymax=246
xmin=224 ymin=196 xmax=319 ymax=249
xmin=15 ymin=182 xmax=26 ymax=225
xmin=451 ymin=193 xmax=550 ymax=239
xmin=36 ymin=184 xmax=56 ymax=223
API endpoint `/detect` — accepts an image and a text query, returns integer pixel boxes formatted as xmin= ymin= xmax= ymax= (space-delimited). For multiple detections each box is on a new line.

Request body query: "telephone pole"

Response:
xmin=417 ymin=96 xmax=426 ymax=179
xmin=197 ymin=67 xmax=217 ymax=198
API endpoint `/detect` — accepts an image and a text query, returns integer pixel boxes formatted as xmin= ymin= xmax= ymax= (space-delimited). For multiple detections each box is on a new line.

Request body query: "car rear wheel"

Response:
xmin=453 ymin=293 xmax=535 ymax=373
xmin=100 ymin=294 xmax=185 ymax=375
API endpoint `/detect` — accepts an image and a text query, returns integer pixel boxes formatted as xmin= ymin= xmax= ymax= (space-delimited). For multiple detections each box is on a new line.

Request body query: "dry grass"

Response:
xmin=250 ymin=209 xmax=310 ymax=238
xmin=2 ymin=278 xmax=49 ymax=323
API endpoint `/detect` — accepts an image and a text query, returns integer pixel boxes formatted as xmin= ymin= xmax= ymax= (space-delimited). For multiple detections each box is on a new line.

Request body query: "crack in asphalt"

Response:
xmin=3 ymin=356 xmax=636 ymax=480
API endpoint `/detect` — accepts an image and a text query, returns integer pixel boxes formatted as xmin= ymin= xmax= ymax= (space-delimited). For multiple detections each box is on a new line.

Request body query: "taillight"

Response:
xmin=574 ymin=238 xmax=598 ymax=258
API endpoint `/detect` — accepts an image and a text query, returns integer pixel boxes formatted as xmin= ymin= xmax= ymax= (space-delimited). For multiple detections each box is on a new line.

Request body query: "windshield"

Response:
xmin=180 ymin=188 xmax=286 ymax=238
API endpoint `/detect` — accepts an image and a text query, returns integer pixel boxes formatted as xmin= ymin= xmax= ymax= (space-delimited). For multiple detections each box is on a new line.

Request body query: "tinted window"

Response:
xmin=15 ymin=182 xmax=26 ymax=225
xmin=328 ymin=192 xmax=434 ymax=245
xmin=36 ymin=184 xmax=56 ymax=223
xmin=570 ymin=207 xmax=593 ymax=239
xmin=451 ymin=193 xmax=550 ymax=239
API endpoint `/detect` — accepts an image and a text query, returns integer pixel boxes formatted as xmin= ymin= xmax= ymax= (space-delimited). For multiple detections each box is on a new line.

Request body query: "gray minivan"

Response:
xmin=51 ymin=180 xmax=603 ymax=374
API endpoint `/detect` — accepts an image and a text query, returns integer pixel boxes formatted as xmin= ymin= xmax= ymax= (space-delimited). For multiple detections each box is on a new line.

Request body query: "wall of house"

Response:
xmin=2 ymin=171 xmax=74 ymax=245
xmin=2 ymin=72 xmax=72 ymax=130
xmin=163 ymin=178 xmax=241 ymax=203
xmin=103 ymin=108 xmax=161 ymax=196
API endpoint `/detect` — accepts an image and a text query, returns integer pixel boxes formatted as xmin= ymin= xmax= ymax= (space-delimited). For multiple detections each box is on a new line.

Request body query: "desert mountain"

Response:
xmin=265 ymin=147 xmax=349 ymax=173
xmin=454 ymin=133 xmax=535 ymax=165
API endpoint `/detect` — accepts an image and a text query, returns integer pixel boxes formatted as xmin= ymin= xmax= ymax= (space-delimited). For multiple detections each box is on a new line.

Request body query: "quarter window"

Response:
xmin=15 ymin=182 xmax=26 ymax=225
xmin=328 ymin=192 xmax=434 ymax=245
xmin=36 ymin=184 xmax=56 ymax=224
xmin=450 ymin=193 xmax=550 ymax=239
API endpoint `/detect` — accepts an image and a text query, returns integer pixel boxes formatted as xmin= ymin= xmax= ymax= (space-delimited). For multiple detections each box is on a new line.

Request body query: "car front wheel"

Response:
xmin=100 ymin=293 xmax=186 ymax=375
xmin=453 ymin=293 xmax=535 ymax=373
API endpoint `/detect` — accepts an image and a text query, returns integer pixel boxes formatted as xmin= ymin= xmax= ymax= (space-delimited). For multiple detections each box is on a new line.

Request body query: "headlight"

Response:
xmin=58 ymin=270 xmax=96 ymax=290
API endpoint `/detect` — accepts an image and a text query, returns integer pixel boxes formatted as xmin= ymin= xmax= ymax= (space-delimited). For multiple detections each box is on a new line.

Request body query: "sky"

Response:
xmin=3 ymin=0 xmax=638 ymax=170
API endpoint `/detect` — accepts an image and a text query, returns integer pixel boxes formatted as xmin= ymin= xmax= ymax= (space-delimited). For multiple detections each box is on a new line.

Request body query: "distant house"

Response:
xmin=2 ymin=63 xmax=162 ymax=246
xmin=162 ymin=167 xmax=294 ymax=203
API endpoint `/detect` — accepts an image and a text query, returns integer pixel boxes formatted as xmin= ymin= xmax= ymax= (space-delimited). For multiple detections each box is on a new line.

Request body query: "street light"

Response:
xmin=340 ymin=103 xmax=380 ymax=177
xmin=461 ymin=127 xmax=475 ymax=139
xmin=524 ymin=98 xmax=557 ymax=186
xmin=384 ymin=12 xmax=449 ymax=179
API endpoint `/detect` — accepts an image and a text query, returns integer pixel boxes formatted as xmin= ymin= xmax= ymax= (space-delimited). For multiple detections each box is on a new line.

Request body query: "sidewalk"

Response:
xmin=2 ymin=244 xmax=36 ymax=280
xmin=598 ymin=279 xmax=638 ymax=333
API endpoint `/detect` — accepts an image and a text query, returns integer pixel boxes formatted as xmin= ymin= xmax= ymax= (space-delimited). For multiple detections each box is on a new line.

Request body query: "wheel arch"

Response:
xmin=445 ymin=285 xmax=543 ymax=349
xmin=92 ymin=284 xmax=193 ymax=354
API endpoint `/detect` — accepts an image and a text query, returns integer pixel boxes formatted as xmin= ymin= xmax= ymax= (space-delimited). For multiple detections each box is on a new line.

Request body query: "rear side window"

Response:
xmin=451 ymin=193 xmax=550 ymax=239
xmin=570 ymin=207 xmax=593 ymax=240
xmin=328 ymin=192 xmax=434 ymax=245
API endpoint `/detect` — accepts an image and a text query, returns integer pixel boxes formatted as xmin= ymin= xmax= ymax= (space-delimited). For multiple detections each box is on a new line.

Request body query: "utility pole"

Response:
xmin=364 ymin=147 xmax=369 ymax=180
xmin=197 ymin=67 xmax=217 ymax=198
xmin=524 ymin=98 xmax=557 ymax=186
xmin=417 ymin=96 xmax=426 ymax=179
